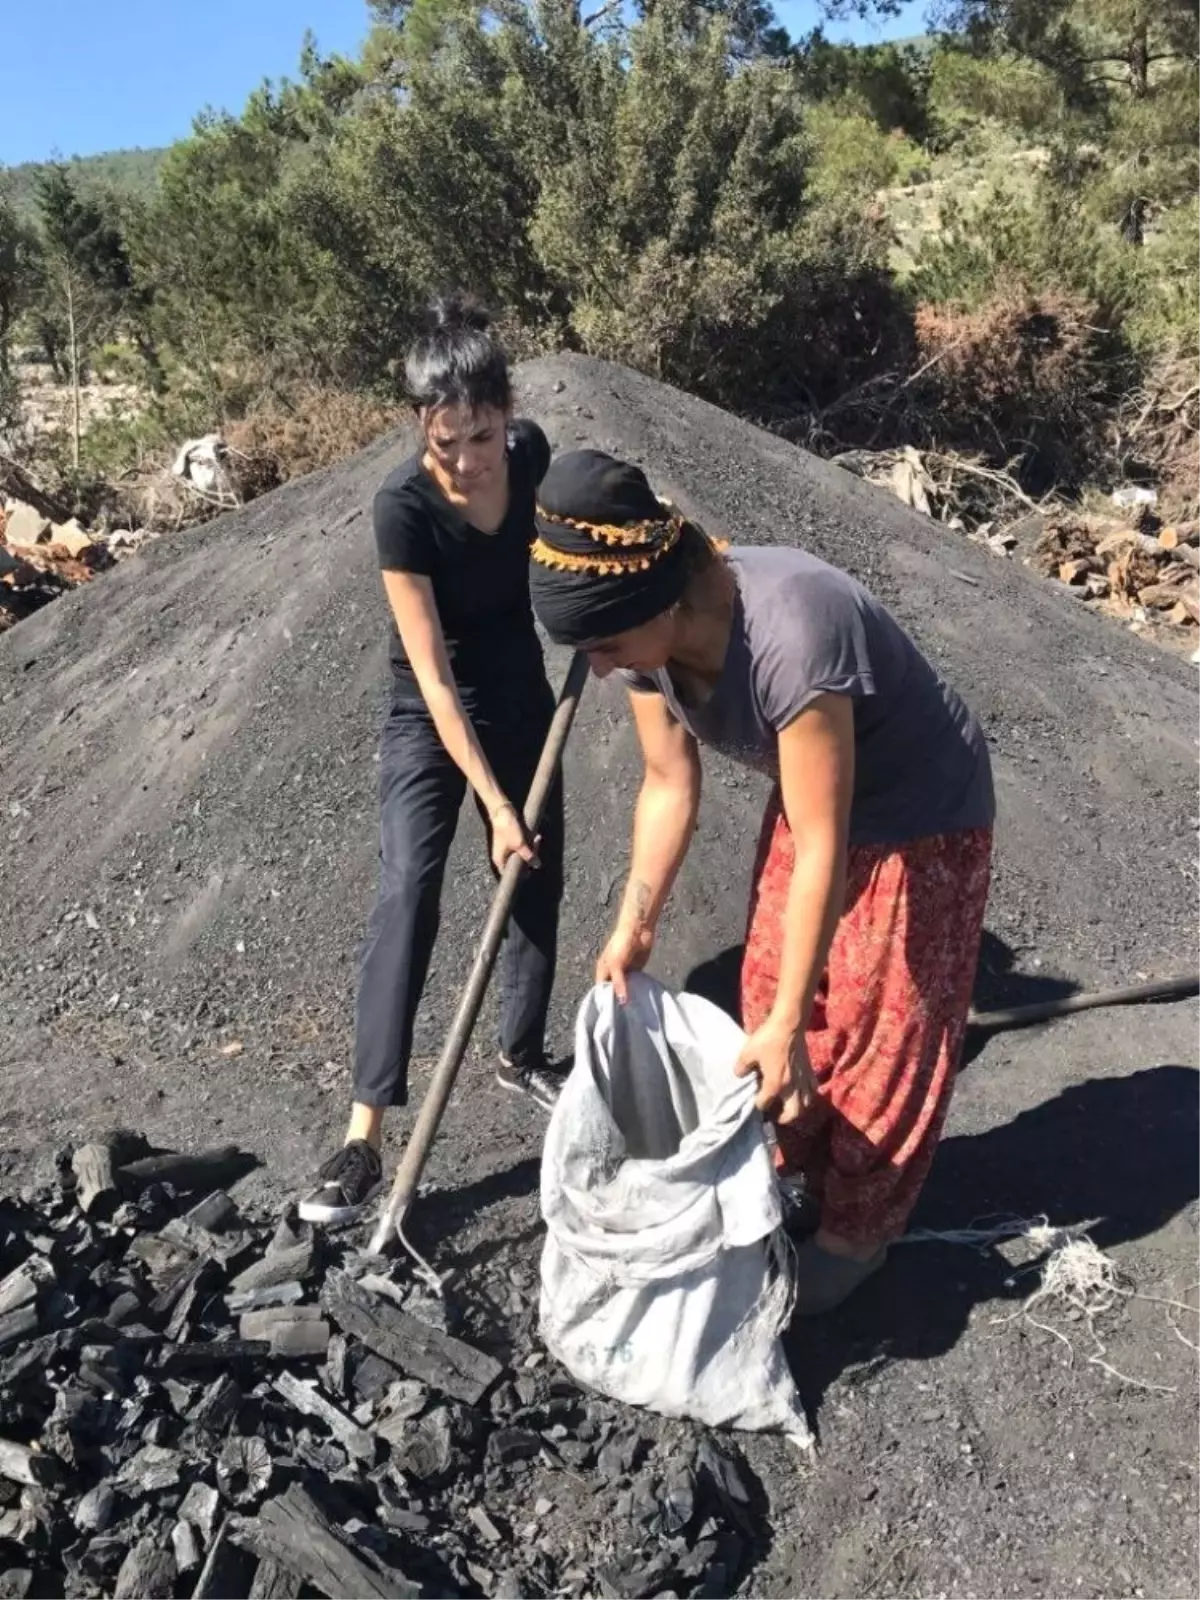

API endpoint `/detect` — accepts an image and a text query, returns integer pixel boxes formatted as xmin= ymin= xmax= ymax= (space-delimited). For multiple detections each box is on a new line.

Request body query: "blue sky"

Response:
xmin=2 ymin=0 xmax=927 ymax=167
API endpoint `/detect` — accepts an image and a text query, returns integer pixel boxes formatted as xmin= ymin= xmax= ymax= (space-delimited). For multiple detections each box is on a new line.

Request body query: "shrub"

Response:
xmin=913 ymin=285 xmax=1114 ymax=490
xmin=223 ymin=384 xmax=404 ymax=496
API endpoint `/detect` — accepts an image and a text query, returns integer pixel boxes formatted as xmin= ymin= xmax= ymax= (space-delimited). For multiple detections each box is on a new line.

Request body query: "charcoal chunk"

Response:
xmin=487 ymin=1427 xmax=542 ymax=1468
xmin=387 ymin=1406 xmax=456 ymax=1481
xmin=179 ymin=1481 xmax=221 ymax=1544
xmin=321 ymin=1269 xmax=501 ymax=1405
xmin=695 ymin=1439 xmax=755 ymax=1537
xmin=229 ymin=1242 xmax=314 ymax=1296
xmin=217 ymin=1436 xmax=274 ymax=1507
xmin=118 ymin=1145 xmax=255 ymax=1195
xmin=74 ymin=1482 xmax=116 ymax=1533
xmin=272 ymin=1373 xmax=375 ymax=1463
xmin=116 ymin=1443 xmax=184 ymax=1493
xmin=186 ymin=1191 xmax=240 ymax=1233
xmin=190 ymin=1373 xmax=242 ymax=1437
xmin=596 ymin=1431 xmax=645 ymax=1483
xmin=249 ymin=1555 xmax=302 ymax=1598
xmin=113 ymin=1537 xmax=177 ymax=1599
xmin=193 ymin=1518 xmax=258 ymax=1598
xmin=0 ymin=1441 xmax=56 ymax=1488
xmin=231 ymin=1482 xmax=419 ymax=1599
xmin=226 ymin=1281 xmax=304 ymax=1315
xmin=172 ymin=1517 xmax=202 ymax=1573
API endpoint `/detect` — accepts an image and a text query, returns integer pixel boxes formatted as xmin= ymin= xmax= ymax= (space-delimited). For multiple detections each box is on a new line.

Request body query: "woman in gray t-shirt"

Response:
xmin=530 ymin=450 xmax=995 ymax=1316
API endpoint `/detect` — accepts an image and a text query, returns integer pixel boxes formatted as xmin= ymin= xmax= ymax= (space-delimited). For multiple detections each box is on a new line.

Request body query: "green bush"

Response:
xmin=805 ymin=98 xmax=924 ymax=202
xmin=927 ymin=47 xmax=1066 ymax=148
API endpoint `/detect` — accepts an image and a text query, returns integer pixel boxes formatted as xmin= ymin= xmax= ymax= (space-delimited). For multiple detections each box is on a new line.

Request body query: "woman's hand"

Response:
xmin=734 ymin=1017 xmax=817 ymax=1124
xmin=595 ymin=917 xmax=655 ymax=1004
xmin=489 ymin=801 xmax=539 ymax=874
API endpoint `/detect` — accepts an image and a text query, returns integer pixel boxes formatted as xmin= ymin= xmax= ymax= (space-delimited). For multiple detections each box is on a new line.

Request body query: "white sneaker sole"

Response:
xmin=297 ymin=1178 xmax=382 ymax=1226
xmin=495 ymin=1070 xmax=558 ymax=1113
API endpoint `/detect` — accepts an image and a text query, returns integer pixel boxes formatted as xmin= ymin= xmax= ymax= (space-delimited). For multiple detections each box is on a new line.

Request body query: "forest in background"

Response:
xmin=0 ymin=0 xmax=1196 ymax=532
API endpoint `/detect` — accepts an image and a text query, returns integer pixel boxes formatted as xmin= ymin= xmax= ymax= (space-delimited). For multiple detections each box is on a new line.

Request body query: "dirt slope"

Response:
xmin=0 ymin=354 xmax=1196 ymax=1598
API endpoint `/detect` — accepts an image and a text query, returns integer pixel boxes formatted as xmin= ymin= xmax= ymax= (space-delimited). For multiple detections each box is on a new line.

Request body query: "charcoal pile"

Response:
xmin=0 ymin=1134 xmax=766 ymax=1600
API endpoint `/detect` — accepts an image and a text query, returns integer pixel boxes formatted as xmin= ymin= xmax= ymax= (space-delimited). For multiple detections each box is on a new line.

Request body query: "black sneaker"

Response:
xmin=298 ymin=1139 xmax=383 ymax=1225
xmin=777 ymin=1172 xmax=821 ymax=1241
xmin=496 ymin=1054 xmax=563 ymax=1112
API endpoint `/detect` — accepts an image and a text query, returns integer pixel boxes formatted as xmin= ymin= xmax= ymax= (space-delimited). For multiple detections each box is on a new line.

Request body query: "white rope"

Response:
xmin=896 ymin=1213 xmax=1197 ymax=1394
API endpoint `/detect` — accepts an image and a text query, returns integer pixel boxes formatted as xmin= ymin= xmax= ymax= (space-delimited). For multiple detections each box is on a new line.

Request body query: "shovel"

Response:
xmin=368 ymin=651 xmax=589 ymax=1279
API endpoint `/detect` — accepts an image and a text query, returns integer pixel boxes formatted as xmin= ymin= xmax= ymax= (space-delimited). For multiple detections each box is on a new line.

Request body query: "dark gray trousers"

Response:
xmin=353 ymin=686 xmax=563 ymax=1107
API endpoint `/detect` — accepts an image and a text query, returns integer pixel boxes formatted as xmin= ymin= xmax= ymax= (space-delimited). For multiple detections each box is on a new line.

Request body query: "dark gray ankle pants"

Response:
xmin=353 ymin=687 xmax=563 ymax=1108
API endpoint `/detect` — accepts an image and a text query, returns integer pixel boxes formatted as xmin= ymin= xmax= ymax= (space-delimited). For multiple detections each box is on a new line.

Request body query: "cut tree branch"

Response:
xmin=582 ymin=0 xmax=622 ymax=26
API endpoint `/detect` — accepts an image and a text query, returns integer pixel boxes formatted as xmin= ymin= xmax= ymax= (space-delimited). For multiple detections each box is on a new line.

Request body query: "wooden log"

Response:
xmin=1158 ymin=521 xmax=1200 ymax=549
xmin=228 ymin=1242 xmax=314 ymax=1296
xmin=71 ymin=1131 xmax=151 ymax=1214
xmin=270 ymin=1372 xmax=375 ymax=1462
xmin=320 ymin=1270 xmax=502 ymax=1406
xmin=71 ymin=1144 xmax=117 ymax=1216
xmin=1132 ymin=585 xmax=1190 ymax=608
xmin=191 ymin=1518 xmax=257 ymax=1599
xmin=118 ymin=1146 xmax=254 ymax=1194
xmin=1170 ymin=588 xmax=1200 ymax=623
xmin=248 ymin=1558 xmax=302 ymax=1599
xmin=1058 ymin=558 xmax=1094 ymax=585
xmin=1095 ymin=528 xmax=1157 ymax=558
xmin=0 ymin=1439 xmax=56 ymax=1487
xmin=231 ymin=1484 xmax=418 ymax=1599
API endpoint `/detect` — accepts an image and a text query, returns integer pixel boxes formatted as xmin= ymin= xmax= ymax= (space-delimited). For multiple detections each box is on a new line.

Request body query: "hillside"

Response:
xmin=1 ymin=354 xmax=1195 ymax=1598
xmin=2 ymin=145 xmax=167 ymax=217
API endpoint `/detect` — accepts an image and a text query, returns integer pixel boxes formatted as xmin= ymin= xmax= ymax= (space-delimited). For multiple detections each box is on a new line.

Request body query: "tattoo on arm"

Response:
xmin=631 ymin=878 xmax=652 ymax=926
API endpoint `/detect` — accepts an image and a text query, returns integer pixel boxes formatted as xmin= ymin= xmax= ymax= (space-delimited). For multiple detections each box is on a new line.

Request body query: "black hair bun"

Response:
xmin=406 ymin=290 xmax=510 ymax=412
xmin=427 ymin=291 xmax=493 ymax=336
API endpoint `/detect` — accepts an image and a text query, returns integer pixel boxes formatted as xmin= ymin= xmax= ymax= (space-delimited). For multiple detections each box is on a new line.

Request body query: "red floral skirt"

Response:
xmin=740 ymin=793 xmax=993 ymax=1245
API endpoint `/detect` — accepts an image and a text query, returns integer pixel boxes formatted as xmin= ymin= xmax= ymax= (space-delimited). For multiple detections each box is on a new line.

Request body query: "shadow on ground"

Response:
xmin=785 ymin=1061 xmax=1199 ymax=1425
xmin=684 ymin=930 xmax=1082 ymax=1056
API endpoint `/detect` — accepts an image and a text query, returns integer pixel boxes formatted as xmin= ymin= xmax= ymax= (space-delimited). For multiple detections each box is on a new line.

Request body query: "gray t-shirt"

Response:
xmin=621 ymin=545 xmax=994 ymax=847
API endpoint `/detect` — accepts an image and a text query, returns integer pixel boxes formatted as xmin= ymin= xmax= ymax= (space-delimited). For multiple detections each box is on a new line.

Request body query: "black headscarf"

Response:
xmin=529 ymin=450 xmax=694 ymax=646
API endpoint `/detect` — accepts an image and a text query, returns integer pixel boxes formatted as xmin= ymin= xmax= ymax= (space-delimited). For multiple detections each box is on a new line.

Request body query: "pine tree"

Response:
xmin=34 ymin=167 xmax=132 ymax=468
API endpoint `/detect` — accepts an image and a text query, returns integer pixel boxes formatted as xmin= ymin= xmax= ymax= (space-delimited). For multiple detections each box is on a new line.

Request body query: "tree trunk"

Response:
xmin=65 ymin=270 xmax=81 ymax=471
xmin=1121 ymin=19 xmax=1151 ymax=246
xmin=1129 ymin=19 xmax=1149 ymax=98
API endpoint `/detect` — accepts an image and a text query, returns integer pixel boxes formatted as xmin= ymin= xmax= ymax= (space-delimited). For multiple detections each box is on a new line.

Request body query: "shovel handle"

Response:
xmin=368 ymin=652 xmax=590 ymax=1256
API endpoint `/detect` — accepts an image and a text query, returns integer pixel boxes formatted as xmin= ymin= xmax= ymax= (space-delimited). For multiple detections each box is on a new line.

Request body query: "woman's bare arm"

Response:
xmin=597 ymin=690 xmax=701 ymax=999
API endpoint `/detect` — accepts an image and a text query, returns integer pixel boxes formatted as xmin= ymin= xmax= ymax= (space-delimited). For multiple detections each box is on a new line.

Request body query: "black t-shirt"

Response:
xmin=373 ymin=419 xmax=551 ymax=699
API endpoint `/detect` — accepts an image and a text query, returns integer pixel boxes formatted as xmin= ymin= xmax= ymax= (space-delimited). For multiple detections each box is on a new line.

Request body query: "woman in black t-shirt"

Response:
xmin=299 ymin=295 xmax=564 ymax=1225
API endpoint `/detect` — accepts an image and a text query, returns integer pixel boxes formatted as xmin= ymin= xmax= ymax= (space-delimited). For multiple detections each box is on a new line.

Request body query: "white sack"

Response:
xmin=539 ymin=975 xmax=812 ymax=1443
